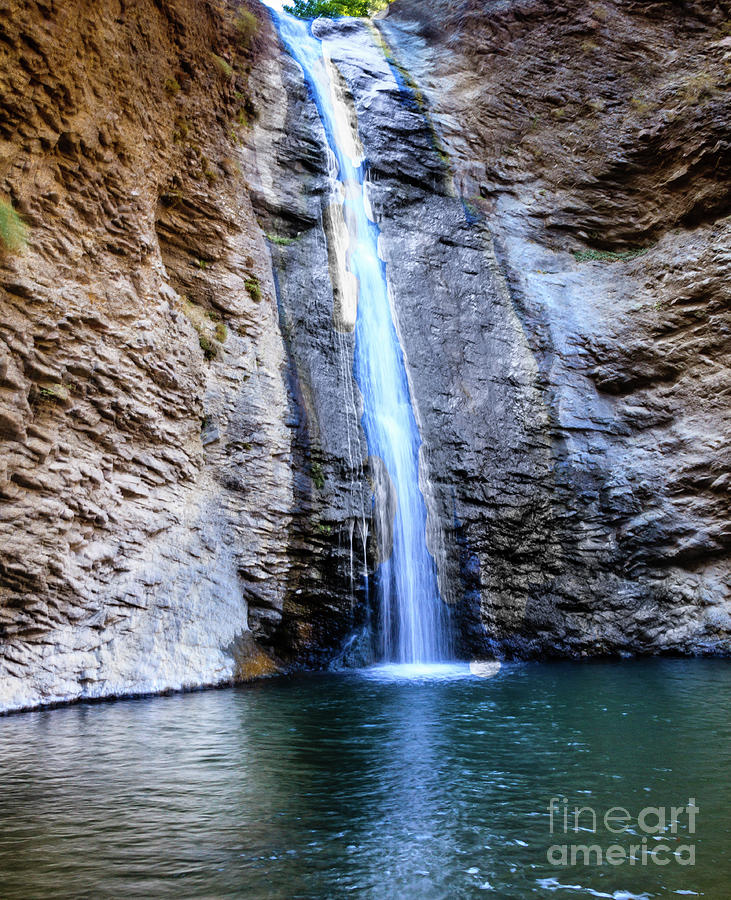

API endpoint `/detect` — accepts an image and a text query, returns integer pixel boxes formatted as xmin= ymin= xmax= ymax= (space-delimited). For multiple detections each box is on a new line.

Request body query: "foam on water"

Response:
xmin=357 ymin=662 xmax=475 ymax=683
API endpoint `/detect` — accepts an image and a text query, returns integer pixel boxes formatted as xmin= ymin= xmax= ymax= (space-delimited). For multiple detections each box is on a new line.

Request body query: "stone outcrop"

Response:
xmin=1 ymin=0 xmax=728 ymax=713
xmin=0 ymin=0 xmax=312 ymax=713
xmin=370 ymin=0 xmax=731 ymax=655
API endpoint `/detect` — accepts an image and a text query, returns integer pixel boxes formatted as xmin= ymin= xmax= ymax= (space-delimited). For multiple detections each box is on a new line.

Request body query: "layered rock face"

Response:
xmin=371 ymin=0 xmax=731 ymax=654
xmin=231 ymin=0 xmax=731 ymax=661
xmin=0 ymin=0 xmax=358 ymax=713
xmin=1 ymin=0 xmax=728 ymax=713
xmin=261 ymin=0 xmax=730 ymax=659
xmin=240 ymin=19 xmax=373 ymax=667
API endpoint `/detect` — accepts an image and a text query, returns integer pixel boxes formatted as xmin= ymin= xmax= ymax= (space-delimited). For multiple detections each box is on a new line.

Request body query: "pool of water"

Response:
xmin=0 ymin=660 xmax=728 ymax=898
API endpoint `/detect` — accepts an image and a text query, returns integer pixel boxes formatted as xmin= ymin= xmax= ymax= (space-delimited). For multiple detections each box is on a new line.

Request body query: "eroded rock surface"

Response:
xmin=370 ymin=0 xmax=730 ymax=654
xmin=0 ymin=0 xmax=304 ymax=712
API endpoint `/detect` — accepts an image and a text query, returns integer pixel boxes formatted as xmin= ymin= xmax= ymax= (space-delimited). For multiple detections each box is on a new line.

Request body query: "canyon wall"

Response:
xmin=0 ymin=0 xmax=365 ymax=713
xmin=372 ymin=0 xmax=731 ymax=655
xmin=1 ymin=0 xmax=728 ymax=711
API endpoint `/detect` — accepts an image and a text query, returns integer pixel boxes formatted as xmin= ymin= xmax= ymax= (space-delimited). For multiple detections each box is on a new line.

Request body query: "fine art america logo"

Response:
xmin=547 ymin=797 xmax=698 ymax=867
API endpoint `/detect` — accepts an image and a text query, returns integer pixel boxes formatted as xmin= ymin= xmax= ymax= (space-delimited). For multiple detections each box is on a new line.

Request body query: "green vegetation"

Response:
xmin=245 ymin=276 xmax=262 ymax=302
xmin=286 ymin=0 xmax=390 ymax=18
xmin=164 ymin=76 xmax=181 ymax=96
xmin=573 ymin=246 xmax=652 ymax=263
xmin=198 ymin=333 xmax=216 ymax=360
xmin=265 ymin=232 xmax=296 ymax=246
xmin=235 ymin=10 xmax=258 ymax=48
xmin=181 ymin=298 xmax=227 ymax=361
xmin=38 ymin=384 xmax=69 ymax=403
xmin=311 ymin=461 xmax=325 ymax=490
xmin=212 ymin=53 xmax=234 ymax=79
xmin=0 ymin=200 xmax=27 ymax=252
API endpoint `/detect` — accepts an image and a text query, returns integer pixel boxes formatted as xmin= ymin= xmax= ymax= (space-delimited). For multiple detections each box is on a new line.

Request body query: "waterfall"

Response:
xmin=267 ymin=6 xmax=452 ymax=664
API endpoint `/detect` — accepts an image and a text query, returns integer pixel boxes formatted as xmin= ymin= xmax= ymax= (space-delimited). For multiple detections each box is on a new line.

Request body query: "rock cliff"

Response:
xmin=1 ymin=0 xmax=728 ymax=712
xmin=372 ymin=0 xmax=731 ymax=655
xmin=0 ymin=0 xmax=323 ymax=713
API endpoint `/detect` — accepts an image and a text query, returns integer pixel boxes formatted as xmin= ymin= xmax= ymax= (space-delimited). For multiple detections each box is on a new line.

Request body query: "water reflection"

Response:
xmin=0 ymin=660 xmax=729 ymax=898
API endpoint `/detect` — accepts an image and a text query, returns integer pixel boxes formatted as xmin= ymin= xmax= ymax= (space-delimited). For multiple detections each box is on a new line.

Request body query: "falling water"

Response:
xmin=268 ymin=7 xmax=451 ymax=663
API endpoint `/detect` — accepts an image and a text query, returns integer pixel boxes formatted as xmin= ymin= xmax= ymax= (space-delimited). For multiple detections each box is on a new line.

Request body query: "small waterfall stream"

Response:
xmin=267 ymin=6 xmax=451 ymax=664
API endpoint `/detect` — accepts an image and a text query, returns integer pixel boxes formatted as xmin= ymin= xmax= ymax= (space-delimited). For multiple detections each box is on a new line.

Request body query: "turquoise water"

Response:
xmin=0 ymin=660 xmax=728 ymax=898
xmin=270 ymin=7 xmax=451 ymax=663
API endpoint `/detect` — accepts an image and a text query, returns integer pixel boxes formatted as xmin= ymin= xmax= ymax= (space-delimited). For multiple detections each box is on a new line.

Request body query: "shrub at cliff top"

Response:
xmin=286 ymin=0 xmax=388 ymax=18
